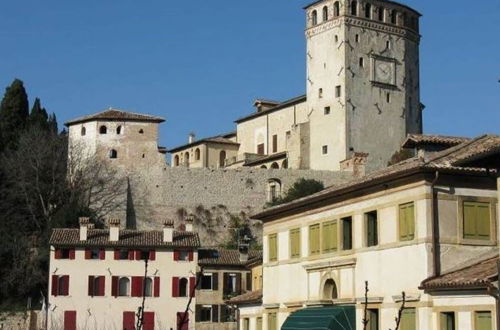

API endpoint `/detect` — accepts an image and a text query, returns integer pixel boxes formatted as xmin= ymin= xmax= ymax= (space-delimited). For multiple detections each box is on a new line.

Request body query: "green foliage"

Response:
xmin=224 ymin=214 xmax=260 ymax=250
xmin=28 ymin=98 xmax=49 ymax=131
xmin=0 ymin=79 xmax=29 ymax=152
xmin=267 ymin=178 xmax=325 ymax=207
xmin=387 ymin=148 xmax=414 ymax=166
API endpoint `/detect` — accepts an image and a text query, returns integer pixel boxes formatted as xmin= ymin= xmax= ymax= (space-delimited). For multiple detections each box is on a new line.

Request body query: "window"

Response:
xmin=386 ymin=92 xmax=391 ymax=103
xmin=322 ymin=145 xmax=328 ymax=155
xmin=386 ymin=40 xmax=391 ymax=49
xmin=243 ymin=318 xmax=250 ymax=330
xmin=223 ymin=273 xmax=241 ymax=296
xmin=359 ymin=57 xmax=364 ymax=67
xmin=268 ymin=233 xmax=278 ymax=262
xmin=272 ymin=134 xmax=278 ymax=153
xmin=219 ymin=150 xmax=226 ymax=168
xmin=179 ymin=278 xmax=188 ymax=297
xmin=268 ymin=313 xmax=277 ymax=330
xmin=109 ymin=149 xmax=117 ymax=159
xmin=335 ymin=35 xmax=339 ymax=43
xmin=184 ymin=152 xmax=190 ymax=166
xmin=342 ymin=217 xmax=353 ymax=250
xmin=118 ymin=249 xmax=130 ymax=260
xmin=333 ymin=1 xmax=340 ymax=16
xmin=319 ymin=88 xmax=323 ymax=98
xmin=268 ymin=179 xmax=282 ymax=202
xmin=322 ymin=220 xmax=338 ymax=253
xmin=365 ymin=3 xmax=371 ymax=19
xmin=366 ymin=211 xmax=378 ymax=247
xmin=174 ymin=155 xmax=180 ymax=167
xmin=81 ymin=127 xmax=86 ymax=136
xmin=55 ymin=248 xmax=74 ymax=260
xmin=399 ymin=202 xmax=415 ymax=241
xmin=391 ymin=10 xmax=398 ymax=24
xmin=51 ymin=275 xmax=69 ymax=296
xmin=90 ymin=248 xmax=100 ymax=260
xmin=378 ymin=7 xmax=384 ymax=22
xmin=257 ymin=143 xmax=265 ymax=155
xmin=174 ymin=250 xmax=192 ymax=261
xmin=351 ymin=1 xmax=358 ymax=16
xmin=323 ymin=279 xmax=338 ymax=299
xmin=195 ymin=148 xmax=200 ymax=161
xmin=139 ymin=129 xmax=144 ymax=134
xmin=324 ymin=106 xmax=331 ymax=115
xmin=309 ymin=224 xmax=320 ymax=255
xmin=118 ymin=277 xmax=130 ymax=296
xmin=355 ymin=34 xmax=360 ymax=43
xmin=400 ymin=308 xmax=416 ymax=330
xmin=440 ymin=312 xmax=455 ymax=330
xmin=144 ymin=277 xmax=153 ymax=297
xmin=322 ymin=6 xmax=328 ymax=21
xmin=474 ymin=311 xmax=492 ymax=330
xmin=367 ymin=309 xmax=379 ymax=330
xmin=312 ymin=10 xmax=318 ymax=26
xmin=116 ymin=126 xmax=122 ymax=134
xmin=256 ymin=317 xmax=263 ymax=330
xmin=199 ymin=305 xmax=212 ymax=322
xmin=290 ymin=228 xmax=301 ymax=259
xmin=201 ymin=273 xmax=214 ymax=290
xmin=99 ymin=125 xmax=107 ymax=134
xmin=88 ymin=276 xmax=105 ymax=297
xmin=270 ymin=162 xmax=279 ymax=169
xmin=221 ymin=305 xmax=236 ymax=322
xmin=335 ymin=85 xmax=341 ymax=97
xmin=463 ymin=201 xmax=491 ymax=240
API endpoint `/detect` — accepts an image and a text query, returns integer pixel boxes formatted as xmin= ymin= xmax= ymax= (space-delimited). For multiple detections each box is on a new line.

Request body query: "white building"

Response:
xmin=48 ymin=218 xmax=199 ymax=330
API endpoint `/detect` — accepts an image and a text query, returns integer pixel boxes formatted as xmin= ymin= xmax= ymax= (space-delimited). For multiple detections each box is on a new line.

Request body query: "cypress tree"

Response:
xmin=28 ymin=98 xmax=49 ymax=131
xmin=0 ymin=79 xmax=29 ymax=151
xmin=48 ymin=113 xmax=58 ymax=134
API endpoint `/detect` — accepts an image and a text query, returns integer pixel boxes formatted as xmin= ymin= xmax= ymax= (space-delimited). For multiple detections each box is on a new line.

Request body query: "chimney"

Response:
xmin=188 ymin=133 xmax=195 ymax=144
xmin=79 ymin=217 xmax=90 ymax=241
xmin=163 ymin=220 xmax=174 ymax=243
xmin=185 ymin=215 xmax=194 ymax=232
xmin=253 ymin=99 xmax=280 ymax=113
xmin=108 ymin=219 xmax=121 ymax=242
xmin=340 ymin=152 xmax=369 ymax=178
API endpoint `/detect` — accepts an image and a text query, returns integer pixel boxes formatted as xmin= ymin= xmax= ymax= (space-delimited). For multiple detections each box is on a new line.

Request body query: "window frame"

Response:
xmin=321 ymin=220 xmax=338 ymax=254
xmin=118 ymin=277 xmax=130 ymax=297
xmin=439 ymin=311 xmax=456 ymax=330
xmin=365 ymin=210 xmax=379 ymax=247
xmin=474 ymin=311 xmax=492 ymax=330
xmin=289 ymin=227 xmax=301 ymax=259
xmin=200 ymin=273 xmax=213 ymax=290
xmin=199 ymin=305 xmax=213 ymax=323
xmin=458 ymin=197 xmax=495 ymax=245
xmin=341 ymin=216 xmax=353 ymax=251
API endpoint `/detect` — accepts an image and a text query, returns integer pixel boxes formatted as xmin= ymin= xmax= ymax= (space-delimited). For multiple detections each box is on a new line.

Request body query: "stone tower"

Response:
xmin=305 ymin=0 xmax=422 ymax=171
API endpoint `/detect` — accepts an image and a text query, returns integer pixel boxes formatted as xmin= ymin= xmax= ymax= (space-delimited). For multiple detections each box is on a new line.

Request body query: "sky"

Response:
xmin=1 ymin=0 xmax=499 ymax=151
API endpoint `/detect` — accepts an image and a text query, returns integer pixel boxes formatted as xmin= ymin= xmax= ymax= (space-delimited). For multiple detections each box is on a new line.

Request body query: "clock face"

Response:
xmin=374 ymin=59 xmax=395 ymax=85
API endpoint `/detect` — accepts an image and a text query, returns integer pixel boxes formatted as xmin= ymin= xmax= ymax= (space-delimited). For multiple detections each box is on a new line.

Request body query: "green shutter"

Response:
xmin=400 ymin=308 xmax=416 ymax=330
xmin=440 ymin=312 xmax=454 ymax=330
xmin=367 ymin=309 xmax=379 ymax=330
xmin=399 ymin=203 xmax=415 ymax=241
xmin=321 ymin=221 xmax=337 ymax=253
xmin=476 ymin=203 xmax=491 ymax=239
xmin=256 ymin=317 xmax=263 ymax=330
xmin=367 ymin=214 xmax=378 ymax=247
xmin=268 ymin=313 xmax=277 ymax=330
xmin=406 ymin=203 xmax=415 ymax=239
xmin=342 ymin=217 xmax=352 ymax=250
xmin=290 ymin=228 xmax=301 ymax=259
xmin=463 ymin=202 xmax=476 ymax=239
xmin=269 ymin=234 xmax=278 ymax=262
xmin=463 ymin=202 xmax=491 ymax=240
xmin=243 ymin=318 xmax=249 ymax=330
xmin=310 ymin=224 xmax=320 ymax=255
xmin=475 ymin=311 xmax=492 ymax=330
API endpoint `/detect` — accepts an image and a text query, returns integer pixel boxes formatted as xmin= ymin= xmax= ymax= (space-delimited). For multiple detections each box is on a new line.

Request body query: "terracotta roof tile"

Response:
xmin=420 ymin=255 xmax=499 ymax=290
xmin=198 ymin=248 xmax=262 ymax=267
xmin=65 ymin=109 xmax=165 ymax=126
xmin=402 ymin=134 xmax=471 ymax=148
xmin=227 ymin=290 xmax=263 ymax=305
xmin=168 ymin=133 xmax=239 ymax=153
xmin=50 ymin=229 xmax=200 ymax=248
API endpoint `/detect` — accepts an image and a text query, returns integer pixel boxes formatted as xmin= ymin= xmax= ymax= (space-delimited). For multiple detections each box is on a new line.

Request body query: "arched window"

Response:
xmin=116 ymin=126 xmax=122 ymax=135
xmin=195 ymin=148 xmax=200 ymax=161
xmin=267 ymin=179 xmax=282 ymax=202
xmin=260 ymin=165 xmax=267 ymax=169
xmin=351 ymin=1 xmax=358 ymax=16
xmin=282 ymin=159 xmax=288 ymax=169
xmin=333 ymin=1 xmax=340 ymax=17
xmin=391 ymin=9 xmax=398 ymax=24
xmin=109 ymin=149 xmax=117 ymax=159
xmin=270 ymin=162 xmax=279 ymax=169
xmin=323 ymin=279 xmax=338 ymax=300
xmin=184 ymin=152 xmax=190 ymax=167
xmin=365 ymin=3 xmax=371 ymax=19
xmin=99 ymin=125 xmax=107 ymax=134
xmin=322 ymin=6 xmax=328 ymax=21
xmin=402 ymin=12 xmax=408 ymax=27
xmin=81 ymin=126 xmax=86 ymax=136
xmin=179 ymin=278 xmax=188 ymax=297
xmin=312 ymin=10 xmax=318 ymax=26
xmin=139 ymin=129 xmax=144 ymax=134
xmin=174 ymin=155 xmax=180 ymax=167
xmin=119 ymin=277 xmax=130 ymax=296
xmin=144 ymin=278 xmax=153 ymax=297
xmin=378 ymin=7 xmax=384 ymax=21
xmin=219 ymin=150 xmax=226 ymax=168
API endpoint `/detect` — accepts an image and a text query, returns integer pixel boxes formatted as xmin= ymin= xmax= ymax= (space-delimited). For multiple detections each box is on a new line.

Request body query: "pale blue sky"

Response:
xmin=1 ymin=0 xmax=499 ymax=150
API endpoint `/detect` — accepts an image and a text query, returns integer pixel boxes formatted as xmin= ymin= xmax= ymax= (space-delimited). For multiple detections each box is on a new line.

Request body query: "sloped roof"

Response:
xmin=402 ymin=134 xmax=471 ymax=149
xmin=420 ymin=255 xmax=499 ymax=290
xmin=50 ymin=228 xmax=200 ymax=248
xmin=65 ymin=108 xmax=165 ymax=126
xmin=253 ymin=135 xmax=500 ymax=221
xmin=168 ymin=132 xmax=239 ymax=153
xmin=235 ymin=95 xmax=307 ymax=124
xmin=227 ymin=289 xmax=263 ymax=305
xmin=198 ymin=248 xmax=262 ymax=267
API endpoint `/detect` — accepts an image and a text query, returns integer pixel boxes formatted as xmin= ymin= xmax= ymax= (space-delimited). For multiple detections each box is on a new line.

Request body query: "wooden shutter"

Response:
xmin=51 ymin=275 xmax=58 ymax=296
xmin=69 ymin=249 xmax=75 ymax=260
xmin=235 ymin=273 xmax=242 ymax=294
xmin=188 ymin=250 xmax=194 ymax=261
xmin=246 ymin=272 xmax=252 ymax=291
xmin=440 ymin=313 xmax=454 ymax=330
xmin=131 ymin=276 xmax=143 ymax=297
xmin=212 ymin=272 xmax=218 ymax=290
xmin=174 ymin=250 xmax=180 ymax=261
xmin=406 ymin=203 xmax=415 ymax=240
xmin=342 ymin=218 xmax=352 ymax=250
xmin=257 ymin=143 xmax=264 ymax=155
xmin=272 ymin=135 xmax=278 ymax=153
xmin=123 ymin=311 xmax=136 ymax=330
xmin=400 ymin=308 xmax=416 ymax=330
xmin=322 ymin=221 xmax=337 ymax=253
xmin=463 ymin=202 xmax=476 ymax=238
xmin=143 ymin=312 xmax=154 ymax=330
xmin=85 ymin=248 xmax=91 ymax=260
xmin=149 ymin=250 xmax=156 ymax=261
xmin=475 ymin=311 xmax=492 ymax=330
xmin=212 ymin=305 xmax=219 ymax=322
xmin=367 ymin=214 xmax=378 ymax=247
xmin=172 ymin=277 xmax=179 ymax=297
xmin=290 ymin=228 xmax=301 ymax=258
xmin=62 ymin=275 xmax=70 ymax=296
xmin=189 ymin=277 xmax=196 ymax=297
xmin=367 ymin=309 xmax=378 ymax=330
xmin=268 ymin=234 xmax=277 ymax=261
xmin=268 ymin=313 xmax=276 ymax=330
xmin=153 ymin=277 xmax=160 ymax=297
xmin=88 ymin=276 xmax=95 ymax=296
xmin=135 ymin=250 xmax=141 ymax=260
xmin=256 ymin=317 xmax=263 ymax=330
xmin=99 ymin=249 xmax=106 ymax=260
xmin=98 ymin=276 xmax=105 ymax=296
xmin=223 ymin=273 xmax=229 ymax=295
xmin=128 ymin=250 xmax=134 ymax=260
xmin=177 ymin=312 xmax=189 ymax=330
xmin=310 ymin=224 xmax=321 ymax=255
xmin=64 ymin=311 xmax=77 ymax=330
xmin=114 ymin=249 xmax=120 ymax=260
xmin=195 ymin=305 xmax=202 ymax=322
xmin=111 ymin=276 xmax=118 ymax=297
xmin=399 ymin=203 xmax=415 ymax=241
xmin=55 ymin=248 xmax=62 ymax=259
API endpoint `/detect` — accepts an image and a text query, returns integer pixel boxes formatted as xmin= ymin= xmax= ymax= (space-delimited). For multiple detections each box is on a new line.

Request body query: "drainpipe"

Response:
xmin=430 ymin=171 xmax=441 ymax=277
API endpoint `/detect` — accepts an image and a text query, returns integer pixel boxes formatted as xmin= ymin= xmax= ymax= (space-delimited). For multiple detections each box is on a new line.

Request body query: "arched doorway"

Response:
xmin=219 ymin=150 xmax=226 ymax=168
xmin=323 ymin=279 xmax=338 ymax=300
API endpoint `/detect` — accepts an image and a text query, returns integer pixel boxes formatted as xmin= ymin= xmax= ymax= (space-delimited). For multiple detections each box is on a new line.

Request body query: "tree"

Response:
xmin=0 ymin=79 xmax=29 ymax=152
xmin=267 ymin=178 xmax=325 ymax=207
xmin=28 ymin=98 xmax=49 ymax=131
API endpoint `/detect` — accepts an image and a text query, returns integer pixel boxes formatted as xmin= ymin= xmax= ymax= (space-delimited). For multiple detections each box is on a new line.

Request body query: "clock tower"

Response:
xmin=304 ymin=0 xmax=422 ymax=171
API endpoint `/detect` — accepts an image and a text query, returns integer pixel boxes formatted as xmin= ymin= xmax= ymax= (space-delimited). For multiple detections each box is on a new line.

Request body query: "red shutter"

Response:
xmin=143 ymin=312 xmax=154 ymax=330
xmin=111 ymin=276 xmax=118 ymax=297
xmin=172 ymin=277 xmax=179 ymax=297
xmin=123 ymin=311 xmax=136 ymax=330
xmin=154 ymin=277 xmax=160 ymax=297
xmin=189 ymin=277 xmax=196 ymax=297
xmin=99 ymin=276 xmax=105 ymax=296
xmin=88 ymin=276 xmax=94 ymax=296
xmin=99 ymin=249 xmax=106 ymax=260
xmin=69 ymin=249 xmax=75 ymax=260
xmin=85 ymin=248 xmax=91 ymax=260
xmin=55 ymin=248 xmax=62 ymax=259
xmin=64 ymin=311 xmax=77 ymax=330
xmin=63 ymin=275 xmax=70 ymax=296
xmin=51 ymin=275 xmax=58 ymax=296
xmin=173 ymin=250 xmax=179 ymax=261
xmin=135 ymin=250 xmax=141 ymax=260
xmin=188 ymin=250 xmax=194 ymax=261
xmin=114 ymin=249 xmax=120 ymax=260
xmin=131 ymin=276 xmax=143 ymax=297
xmin=177 ymin=312 xmax=189 ymax=330
xmin=149 ymin=250 xmax=156 ymax=261
xmin=128 ymin=250 xmax=134 ymax=260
